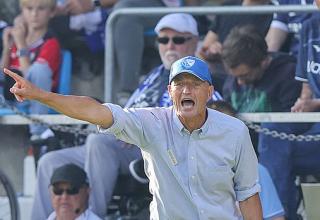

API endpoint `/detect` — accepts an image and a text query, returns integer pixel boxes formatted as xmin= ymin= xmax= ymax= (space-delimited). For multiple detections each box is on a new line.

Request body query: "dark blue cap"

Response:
xmin=50 ymin=164 xmax=88 ymax=188
xmin=169 ymin=56 xmax=212 ymax=85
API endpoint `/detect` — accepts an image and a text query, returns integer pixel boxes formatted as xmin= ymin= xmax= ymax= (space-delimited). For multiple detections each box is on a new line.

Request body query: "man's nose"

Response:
xmin=167 ymin=40 xmax=175 ymax=49
xmin=237 ymin=78 xmax=245 ymax=85
xmin=182 ymin=84 xmax=192 ymax=93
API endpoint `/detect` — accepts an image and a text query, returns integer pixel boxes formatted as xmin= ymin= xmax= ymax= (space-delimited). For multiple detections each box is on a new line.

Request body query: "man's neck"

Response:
xmin=178 ymin=110 xmax=208 ymax=133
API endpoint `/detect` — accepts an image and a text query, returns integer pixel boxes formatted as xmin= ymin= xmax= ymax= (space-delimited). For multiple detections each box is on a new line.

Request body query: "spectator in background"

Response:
xmin=0 ymin=0 xmax=61 ymax=138
xmin=259 ymin=13 xmax=320 ymax=220
xmin=31 ymin=13 xmax=222 ymax=219
xmin=198 ymin=0 xmax=273 ymax=93
xmin=50 ymin=0 xmax=203 ymax=104
xmin=47 ymin=164 xmax=101 ymax=220
xmin=265 ymin=0 xmax=314 ymax=57
xmin=111 ymin=0 xmax=203 ymax=106
xmin=222 ymin=25 xmax=301 ymax=114
xmin=51 ymin=0 xmax=117 ymax=53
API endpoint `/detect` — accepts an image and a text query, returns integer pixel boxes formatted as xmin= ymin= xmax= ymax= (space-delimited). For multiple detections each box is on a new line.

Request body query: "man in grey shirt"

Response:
xmin=4 ymin=56 xmax=262 ymax=219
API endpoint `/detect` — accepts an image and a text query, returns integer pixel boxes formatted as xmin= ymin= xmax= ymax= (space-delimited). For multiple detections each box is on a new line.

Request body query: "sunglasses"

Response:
xmin=52 ymin=186 xmax=80 ymax=195
xmin=157 ymin=36 xmax=192 ymax=45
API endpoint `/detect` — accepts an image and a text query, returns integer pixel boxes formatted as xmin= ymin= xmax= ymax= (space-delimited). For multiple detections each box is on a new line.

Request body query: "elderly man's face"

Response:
xmin=158 ymin=28 xmax=198 ymax=69
xmin=168 ymin=73 xmax=213 ymax=127
xmin=51 ymin=182 xmax=89 ymax=218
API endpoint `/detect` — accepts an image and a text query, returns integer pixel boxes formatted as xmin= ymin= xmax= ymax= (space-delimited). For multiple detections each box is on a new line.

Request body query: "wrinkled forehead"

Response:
xmin=171 ymin=72 xmax=203 ymax=82
xmin=20 ymin=0 xmax=56 ymax=8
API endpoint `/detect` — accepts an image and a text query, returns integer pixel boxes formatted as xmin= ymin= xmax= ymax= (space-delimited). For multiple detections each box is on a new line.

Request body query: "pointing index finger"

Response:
xmin=3 ymin=68 xmax=24 ymax=82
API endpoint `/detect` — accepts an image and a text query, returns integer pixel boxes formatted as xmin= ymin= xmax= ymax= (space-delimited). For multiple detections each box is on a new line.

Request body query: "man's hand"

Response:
xmin=198 ymin=41 xmax=222 ymax=62
xmin=3 ymin=68 xmax=44 ymax=102
xmin=65 ymin=0 xmax=94 ymax=15
xmin=11 ymin=15 xmax=28 ymax=49
xmin=2 ymin=27 xmax=13 ymax=50
xmin=291 ymin=98 xmax=320 ymax=112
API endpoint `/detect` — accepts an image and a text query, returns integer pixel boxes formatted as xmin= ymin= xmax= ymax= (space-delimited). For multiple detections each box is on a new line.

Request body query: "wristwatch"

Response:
xmin=16 ymin=48 xmax=30 ymax=58
xmin=93 ymin=0 xmax=101 ymax=7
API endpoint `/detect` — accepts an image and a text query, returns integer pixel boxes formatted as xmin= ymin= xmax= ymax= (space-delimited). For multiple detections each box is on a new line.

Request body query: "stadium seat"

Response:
xmin=0 ymin=49 xmax=72 ymax=115
xmin=301 ymin=183 xmax=320 ymax=220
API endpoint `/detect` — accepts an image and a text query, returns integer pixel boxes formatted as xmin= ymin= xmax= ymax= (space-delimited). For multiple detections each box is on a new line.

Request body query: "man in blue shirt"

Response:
xmin=30 ymin=13 xmax=222 ymax=219
xmin=265 ymin=0 xmax=314 ymax=56
xmin=4 ymin=54 xmax=263 ymax=219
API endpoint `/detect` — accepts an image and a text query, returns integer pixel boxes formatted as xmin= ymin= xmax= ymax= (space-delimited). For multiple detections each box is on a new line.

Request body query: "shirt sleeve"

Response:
xmin=233 ymin=124 xmax=261 ymax=201
xmin=269 ymin=0 xmax=289 ymax=32
xmin=295 ymin=18 xmax=309 ymax=83
xmin=97 ymin=103 xmax=154 ymax=148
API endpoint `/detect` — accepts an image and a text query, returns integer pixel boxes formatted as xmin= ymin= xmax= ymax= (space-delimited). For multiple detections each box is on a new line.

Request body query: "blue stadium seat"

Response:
xmin=49 ymin=49 xmax=72 ymax=114
xmin=0 ymin=49 xmax=72 ymax=115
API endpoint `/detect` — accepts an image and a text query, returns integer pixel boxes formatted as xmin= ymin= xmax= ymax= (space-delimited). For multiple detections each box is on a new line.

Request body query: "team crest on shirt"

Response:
xmin=182 ymin=58 xmax=195 ymax=68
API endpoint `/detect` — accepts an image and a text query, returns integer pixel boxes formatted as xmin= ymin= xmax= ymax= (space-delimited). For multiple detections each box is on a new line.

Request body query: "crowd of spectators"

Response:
xmin=1 ymin=0 xmax=320 ymax=219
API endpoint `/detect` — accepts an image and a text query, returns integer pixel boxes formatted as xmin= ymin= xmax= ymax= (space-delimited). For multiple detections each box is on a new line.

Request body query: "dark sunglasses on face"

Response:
xmin=157 ymin=36 xmax=192 ymax=45
xmin=52 ymin=186 xmax=80 ymax=195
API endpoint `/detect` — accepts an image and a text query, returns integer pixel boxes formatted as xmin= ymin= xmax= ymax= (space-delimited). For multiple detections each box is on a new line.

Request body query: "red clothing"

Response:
xmin=9 ymin=35 xmax=61 ymax=91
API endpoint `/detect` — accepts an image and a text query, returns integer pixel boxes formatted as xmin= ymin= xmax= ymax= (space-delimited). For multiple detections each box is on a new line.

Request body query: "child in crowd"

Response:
xmin=0 ymin=0 xmax=61 ymax=138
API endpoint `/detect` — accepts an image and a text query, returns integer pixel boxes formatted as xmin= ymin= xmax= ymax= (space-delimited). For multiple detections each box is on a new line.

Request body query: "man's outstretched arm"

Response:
xmin=3 ymin=68 xmax=113 ymax=128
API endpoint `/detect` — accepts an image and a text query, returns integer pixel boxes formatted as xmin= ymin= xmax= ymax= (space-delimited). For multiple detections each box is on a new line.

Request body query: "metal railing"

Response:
xmin=104 ymin=4 xmax=318 ymax=102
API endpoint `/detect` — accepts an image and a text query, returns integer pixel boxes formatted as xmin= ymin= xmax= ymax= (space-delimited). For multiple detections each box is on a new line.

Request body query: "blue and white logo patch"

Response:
xmin=181 ymin=58 xmax=195 ymax=68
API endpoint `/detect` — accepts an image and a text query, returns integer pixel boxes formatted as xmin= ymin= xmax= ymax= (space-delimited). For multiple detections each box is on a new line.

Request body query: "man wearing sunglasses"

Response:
xmin=47 ymin=164 xmax=101 ymax=220
xmin=30 ymin=13 xmax=224 ymax=220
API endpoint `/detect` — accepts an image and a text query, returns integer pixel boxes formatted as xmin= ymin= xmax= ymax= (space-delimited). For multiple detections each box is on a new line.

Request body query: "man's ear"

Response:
xmin=167 ymin=84 xmax=173 ymax=99
xmin=207 ymin=85 xmax=214 ymax=101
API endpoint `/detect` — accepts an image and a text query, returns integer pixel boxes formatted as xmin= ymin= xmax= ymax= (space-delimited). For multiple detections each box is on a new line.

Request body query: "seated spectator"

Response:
xmin=222 ymin=25 xmax=301 ymax=114
xmin=0 ymin=0 xmax=61 ymax=137
xmin=111 ymin=0 xmax=204 ymax=105
xmin=47 ymin=163 xmax=101 ymax=220
xmin=259 ymin=13 xmax=320 ymax=220
xmin=197 ymin=0 xmax=273 ymax=93
xmin=51 ymin=0 xmax=117 ymax=53
xmin=265 ymin=0 xmax=314 ymax=57
xmin=31 ymin=13 xmax=222 ymax=219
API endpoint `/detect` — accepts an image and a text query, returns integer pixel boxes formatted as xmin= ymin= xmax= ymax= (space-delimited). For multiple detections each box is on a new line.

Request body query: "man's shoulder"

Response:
xmin=268 ymin=52 xmax=296 ymax=71
xmin=208 ymin=109 xmax=246 ymax=131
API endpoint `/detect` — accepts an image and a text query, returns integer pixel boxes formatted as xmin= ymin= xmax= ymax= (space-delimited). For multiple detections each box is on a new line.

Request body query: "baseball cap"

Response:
xmin=50 ymin=164 xmax=88 ymax=188
xmin=154 ymin=13 xmax=199 ymax=36
xmin=169 ymin=56 xmax=212 ymax=85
